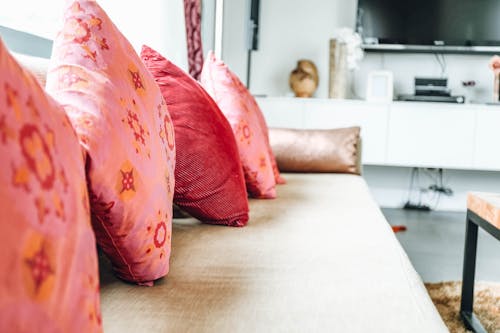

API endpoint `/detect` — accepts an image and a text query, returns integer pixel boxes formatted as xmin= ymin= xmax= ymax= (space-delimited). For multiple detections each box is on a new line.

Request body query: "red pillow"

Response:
xmin=201 ymin=52 xmax=277 ymax=198
xmin=0 ymin=39 xmax=101 ymax=332
xmin=141 ymin=45 xmax=249 ymax=227
xmin=46 ymin=0 xmax=176 ymax=285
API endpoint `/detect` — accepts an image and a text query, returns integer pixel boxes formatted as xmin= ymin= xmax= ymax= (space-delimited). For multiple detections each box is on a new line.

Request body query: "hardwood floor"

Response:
xmin=382 ymin=208 xmax=500 ymax=283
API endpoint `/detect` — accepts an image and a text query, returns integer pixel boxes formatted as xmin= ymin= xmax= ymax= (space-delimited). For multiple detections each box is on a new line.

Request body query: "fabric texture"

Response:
xmin=183 ymin=0 xmax=203 ymax=80
xmin=141 ymin=45 xmax=249 ymax=227
xmin=99 ymin=173 xmax=447 ymax=333
xmin=46 ymin=0 xmax=176 ymax=285
xmin=201 ymin=51 xmax=276 ymax=198
xmin=269 ymin=127 xmax=361 ymax=174
xmin=426 ymin=281 xmax=500 ymax=333
xmin=0 ymin=38 xmax=102 ymax=332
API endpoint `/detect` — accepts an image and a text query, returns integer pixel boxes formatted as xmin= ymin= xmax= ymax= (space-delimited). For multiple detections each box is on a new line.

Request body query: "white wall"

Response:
xmin=249 ymin=0 xmax=357 ymax=97
xmin=221 ymin=0 xmax=249 ymax=81
xmin=222 ymin=0 xmax=498 ymax=103
xmin=201 ymin=0 xmax=216 ymax=54
xmin=0 ymin=0 xmax=189 ymax=71
xmin=99 ymin=0 xmax=188 ymax=71
xmin=222 ymin=2 xmax=500 ymax=211
xmin=221 ymin=0 xmax=358 ymax=94
xmin=0 ymin=1 xmax=62 ymax=40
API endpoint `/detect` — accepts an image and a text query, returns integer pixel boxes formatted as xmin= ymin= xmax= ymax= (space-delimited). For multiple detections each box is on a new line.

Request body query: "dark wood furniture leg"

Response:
xmin=459 ymin=212 xmax=487 ymax=333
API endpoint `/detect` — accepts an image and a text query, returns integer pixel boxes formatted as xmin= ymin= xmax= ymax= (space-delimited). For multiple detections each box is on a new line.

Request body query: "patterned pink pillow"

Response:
xmin=0 ymin=39 xmax=102 ymax=332
xmin=46 ymin=0 xmax=176 ymax=285
xmin=201 ymin=52 xmax=276 ymax=198
xmin=250 ymin=91 xmax=286 ymax=185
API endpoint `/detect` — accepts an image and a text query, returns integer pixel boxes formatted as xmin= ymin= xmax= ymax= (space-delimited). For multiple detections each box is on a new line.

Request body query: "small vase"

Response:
xmin=289 ymin=60 xmax=319 ymax=98
xmin=329 ymin=39 xmax=348 ymax=99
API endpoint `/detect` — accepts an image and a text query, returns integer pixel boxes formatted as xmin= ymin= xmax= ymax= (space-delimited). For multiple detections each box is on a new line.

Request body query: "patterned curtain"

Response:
xmin=184 ymin=0 xmax=204 ymax=80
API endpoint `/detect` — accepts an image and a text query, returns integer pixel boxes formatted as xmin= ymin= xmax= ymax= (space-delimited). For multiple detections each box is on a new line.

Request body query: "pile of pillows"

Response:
xmin=0 ymin=0 xmax=284 ymax=331
xmin=0 ymin=0 xmax=364 ymax=330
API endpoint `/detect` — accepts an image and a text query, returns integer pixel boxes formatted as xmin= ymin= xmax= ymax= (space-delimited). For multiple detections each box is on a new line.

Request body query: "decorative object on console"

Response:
xmin=269 ymin=127 xmax=361 ymax=174
xmin=489 ymin=55 xmax=500 ymax=102
xmin=141 ymin=45 xmax=249 ymax=227
xmin=201 ymin=51 xmax=277 ymax=199
xmin=329 ymin=39 xmax=348 ymax=99
xmin=329 ymin=28 xmax=363 ymax=99
xmin=289 ymin=59 xmax=318 ymax=98
xmin=0 ymin=38 xmax=102 ymax=332
xmin=461 ymin=80 xmax=476 ymax=104
xmin=366 ymin=70 xmax=393 ymax=102
xmin=46 ymin=0 xmax=176 ymax=285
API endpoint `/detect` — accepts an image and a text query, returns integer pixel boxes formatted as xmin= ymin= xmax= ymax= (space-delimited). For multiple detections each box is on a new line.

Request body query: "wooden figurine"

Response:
xmin=289 ymin=60 xmax=318 ymax=97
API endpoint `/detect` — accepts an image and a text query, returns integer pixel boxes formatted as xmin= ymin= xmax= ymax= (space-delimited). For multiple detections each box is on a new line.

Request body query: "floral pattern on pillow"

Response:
xmin=46 ymin=0 xmax=175 ymax=285
xmin=201 ymin=52 xmax=276 ymax=198
xmin=0 ymin=38 xmax=101 ymax=332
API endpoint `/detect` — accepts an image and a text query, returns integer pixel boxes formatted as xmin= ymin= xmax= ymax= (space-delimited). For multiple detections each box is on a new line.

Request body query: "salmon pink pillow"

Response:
xmin=201 ymin=52 xmax=276 ymax=198
xmin=46 ymin=0 xmax=176 ymax=285
xmin=253 ymin=101 xmax=286 ymax=185
xmin=141 ymin=45 xmax=249 ymax=227
xmin=0 ymin=39 xmax=102 ymax=332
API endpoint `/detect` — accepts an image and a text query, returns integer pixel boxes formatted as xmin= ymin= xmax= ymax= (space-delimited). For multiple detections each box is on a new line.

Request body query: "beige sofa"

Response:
xmin=17 ymin=53 xmax=447 ymax=332
xmin=100 ymin=173 xmax=447 ymax=332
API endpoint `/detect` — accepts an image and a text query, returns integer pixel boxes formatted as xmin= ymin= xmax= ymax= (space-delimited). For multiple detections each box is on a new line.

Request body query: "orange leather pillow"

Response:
xmin=269 ymin=127 xmax=361 ymax=174
xmin=46 ymin=0 xmax=176 ymax=285
xmin=0 ymin=39 xmax=101 ymax=332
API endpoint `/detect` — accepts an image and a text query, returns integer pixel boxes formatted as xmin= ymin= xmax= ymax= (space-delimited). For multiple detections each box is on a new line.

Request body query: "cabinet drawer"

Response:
xmin=257 ymin=98 xmax=303 ymax=128
xmin=303 ymin=100 xmax=388 ymax=165
xmin=387 ymin=103 xmax=474 ymax=168
xmin=474 ymin=109 xmax=500 ymax=170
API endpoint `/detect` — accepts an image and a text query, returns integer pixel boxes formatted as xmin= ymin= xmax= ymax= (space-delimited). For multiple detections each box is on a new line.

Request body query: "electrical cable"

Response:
xmin=405 ymin=167 xmax=453 ymax=211
xmin=406 ymin=167 xmax=417 ymax=203
xmin=434 ymin=53 xmax=447 ymax=77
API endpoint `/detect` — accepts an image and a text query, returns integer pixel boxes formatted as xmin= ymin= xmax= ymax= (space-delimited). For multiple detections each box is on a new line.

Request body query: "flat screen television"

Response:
xmin=356 ymin=0 xmax=500 ymax=54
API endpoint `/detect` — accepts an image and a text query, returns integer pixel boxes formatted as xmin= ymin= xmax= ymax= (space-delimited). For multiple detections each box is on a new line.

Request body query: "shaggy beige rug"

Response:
xmin=425 ymin=281 xmax=500 ymax=333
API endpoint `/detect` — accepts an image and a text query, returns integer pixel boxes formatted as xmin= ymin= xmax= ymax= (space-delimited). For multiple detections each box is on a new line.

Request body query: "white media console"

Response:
xmin=257 ymin=97 xmax=500 ymax=172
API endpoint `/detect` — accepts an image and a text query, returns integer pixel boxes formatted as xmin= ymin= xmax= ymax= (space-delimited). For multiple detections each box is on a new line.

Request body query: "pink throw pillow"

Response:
xmin=0 ymin=39 xmax=102 ymax=332
xmin=46 ymin=0 xmax=176 ymax=285
xmin=141 ymin=45 xmax=249 ymax=227
xmin=252 ymin=96 xmax=286 ymax=185
xmin=201 ymin=52 xmax=276 ymax=198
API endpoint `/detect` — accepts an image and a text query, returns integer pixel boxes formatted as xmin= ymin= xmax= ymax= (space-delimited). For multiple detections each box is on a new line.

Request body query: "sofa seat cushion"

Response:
xmin=99 ymin=173 xmax=447 ymax=332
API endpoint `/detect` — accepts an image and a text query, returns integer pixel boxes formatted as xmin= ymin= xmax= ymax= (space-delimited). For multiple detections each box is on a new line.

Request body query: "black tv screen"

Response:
xmin=356 ymin=0 xmax=500 ymax=53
